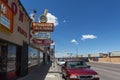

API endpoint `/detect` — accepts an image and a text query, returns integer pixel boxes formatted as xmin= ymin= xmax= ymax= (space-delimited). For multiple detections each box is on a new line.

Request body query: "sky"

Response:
xmin=20 ymin=0 xmax=120 ymax=57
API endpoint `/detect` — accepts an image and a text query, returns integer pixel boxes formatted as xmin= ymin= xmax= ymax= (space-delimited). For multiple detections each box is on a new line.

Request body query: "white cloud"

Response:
xmin=51 ymin=42 xmax=55 ymax=46
xmin=71 ymin=39 xmax=78 ymax=44
xmin=30 ymin=13 xmax=35 ymax=22
xmin=46 ymin=13 xmax=59 ymax=26
xmin=55 ymin=52 xmax=68 ymax=58
xmin=63 ymin=20 xmax=66 ymax=23
xmin=81 ymin=34 xmax=97 ymax=40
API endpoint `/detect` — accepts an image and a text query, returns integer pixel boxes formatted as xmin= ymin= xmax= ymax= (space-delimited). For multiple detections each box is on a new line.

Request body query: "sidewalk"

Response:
xmin=17 ymin=61 xmax=61 ymax=80
xmin=45 ymin=61 xmax=61 ymax=80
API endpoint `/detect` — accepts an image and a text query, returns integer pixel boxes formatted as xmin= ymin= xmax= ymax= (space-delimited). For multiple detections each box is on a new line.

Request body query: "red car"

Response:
xmin=61 ymin=60 xmax=99 ymax=80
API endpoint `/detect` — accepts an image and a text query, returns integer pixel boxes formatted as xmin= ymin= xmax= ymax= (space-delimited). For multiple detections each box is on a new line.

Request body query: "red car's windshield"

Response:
xmin=67 ymin=61 xmax=88 ymax=68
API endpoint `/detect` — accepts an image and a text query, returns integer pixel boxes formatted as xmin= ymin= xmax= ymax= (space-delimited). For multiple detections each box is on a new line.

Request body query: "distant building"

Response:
xmin=109 ymin=51 xmax=120 ymax=57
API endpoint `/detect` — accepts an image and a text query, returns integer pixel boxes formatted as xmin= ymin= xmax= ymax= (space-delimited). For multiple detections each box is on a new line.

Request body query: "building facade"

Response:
xmin=0 ymin=0 xmax=54 ymax=80
xmin=0 ymin=0 xmax=31 ymax=80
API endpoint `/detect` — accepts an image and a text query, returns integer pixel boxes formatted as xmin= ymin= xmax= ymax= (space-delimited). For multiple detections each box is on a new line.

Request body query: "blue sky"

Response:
xmin=21 ymin=0 xmax=120 ymax=57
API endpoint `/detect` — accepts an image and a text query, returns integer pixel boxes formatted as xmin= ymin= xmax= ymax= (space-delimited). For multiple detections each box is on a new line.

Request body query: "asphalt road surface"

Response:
xmin=57 ymin=62 xmax=120 ymax=80
xmin=87 ymin=62 xmax=120 ymax=80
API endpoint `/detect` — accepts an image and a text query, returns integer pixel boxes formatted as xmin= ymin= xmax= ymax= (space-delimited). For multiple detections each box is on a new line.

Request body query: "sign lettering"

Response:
xmin=0 ymin=0 xmax=13 ymax=32
xmin=1 ymin=3 xmax=6 ymax=14
xmin=34 ymin=32 xmax=51 ymax=39
xmin=18 ymin=26 xmax=27 ymax=37
xmin=32 ymin=22 xmax=54 ymax=32
xmin=32 ymin=38 xmax=53 ymax=44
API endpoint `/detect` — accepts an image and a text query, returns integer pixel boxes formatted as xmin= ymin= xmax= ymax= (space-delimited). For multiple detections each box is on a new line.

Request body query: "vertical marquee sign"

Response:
xmin=0 ymin=0 xmax=13 ymax=32
xmin=31 ymin=22 xmax=54 ymax=45
xmin=30 ymin=9 xmax=54 ymax=46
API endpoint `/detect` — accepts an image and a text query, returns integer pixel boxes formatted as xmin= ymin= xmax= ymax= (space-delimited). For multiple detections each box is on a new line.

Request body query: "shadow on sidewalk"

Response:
xmin=18 ymin=63 xmax=51 ymax=80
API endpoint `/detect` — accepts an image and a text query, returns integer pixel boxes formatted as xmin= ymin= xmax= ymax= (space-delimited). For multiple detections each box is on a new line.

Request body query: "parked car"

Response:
xmin=61 ymin=60 xmax=99 ymax=80
xmin=57 ymin=59 xmax=65 ymax=66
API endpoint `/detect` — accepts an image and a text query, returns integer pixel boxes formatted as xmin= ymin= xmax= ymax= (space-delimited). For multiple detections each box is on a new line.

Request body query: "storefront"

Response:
xmin=0 ymin=1 xmax=53 ymax=80
xmin=28 ymin=46 xmax=44 ymax=72
xmin=0 ymin=0 xmax=31 ymax=80
xmin=0 ymin=39 xmax=21 ymax=80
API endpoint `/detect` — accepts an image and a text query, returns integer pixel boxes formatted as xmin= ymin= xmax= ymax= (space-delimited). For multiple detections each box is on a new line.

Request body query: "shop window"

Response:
xmin=28 ymin=47 xmax=38 ymax=67
xmin=40 ymin=52 xmax=43 ymax=63
xmin=7 ymin=44 xmax=16 ymax=72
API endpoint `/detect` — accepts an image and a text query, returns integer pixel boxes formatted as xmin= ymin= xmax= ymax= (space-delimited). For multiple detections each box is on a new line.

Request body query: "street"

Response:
xmin=57 ymin=62 xmax=120 ymax=80
xmin=87 ymin=62 xmax=120 ymax=80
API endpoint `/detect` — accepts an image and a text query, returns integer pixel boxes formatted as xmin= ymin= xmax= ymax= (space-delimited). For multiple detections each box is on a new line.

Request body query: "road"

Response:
xmin=57 ymin=62 xmax=120 ymax=80
xmin=87 ymin=62 xmax=120 ymax=80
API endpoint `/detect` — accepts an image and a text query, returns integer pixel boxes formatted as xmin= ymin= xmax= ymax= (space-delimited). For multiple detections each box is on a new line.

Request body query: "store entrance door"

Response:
xmin=20 ymin=42 xmax=28 ymax=76
xmin=16 ymin=46 xmax=22 ymax=77
xmin=0 ymin=41 xmax=7 ymax=80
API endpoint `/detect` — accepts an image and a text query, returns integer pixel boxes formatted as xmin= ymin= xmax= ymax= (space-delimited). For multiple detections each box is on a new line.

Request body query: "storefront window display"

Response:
xmin=28 ymin=47 xmax=38 ymax=67
xmin=40 ymin=52 xmax=43 ymax=63
xmin=7 ymin=43 xmax=16 ymax=72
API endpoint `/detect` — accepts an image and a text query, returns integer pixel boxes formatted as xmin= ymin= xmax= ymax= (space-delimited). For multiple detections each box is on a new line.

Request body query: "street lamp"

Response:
xmin=51 ymin=42 xmax=55 ymax=67
xmin=51 ymin=42 xmax=55 ymax=62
